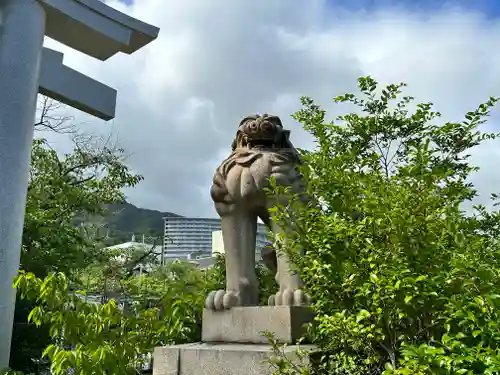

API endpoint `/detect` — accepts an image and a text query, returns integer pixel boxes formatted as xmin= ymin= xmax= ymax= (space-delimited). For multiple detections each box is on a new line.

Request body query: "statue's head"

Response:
xmin=231 ymin=114 xmax=293 ymax=151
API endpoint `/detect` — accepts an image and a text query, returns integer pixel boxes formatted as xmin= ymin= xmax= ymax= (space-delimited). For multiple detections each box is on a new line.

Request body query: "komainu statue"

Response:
xmin=206 ymin=114 xmax=309 ymax=310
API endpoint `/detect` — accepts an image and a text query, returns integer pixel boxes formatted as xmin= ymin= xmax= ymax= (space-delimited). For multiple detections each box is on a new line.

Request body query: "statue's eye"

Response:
xmin=248 ymin=122 xmax=259 ymax=133
xmin=261 ymin=122 xmax=273 ymax=132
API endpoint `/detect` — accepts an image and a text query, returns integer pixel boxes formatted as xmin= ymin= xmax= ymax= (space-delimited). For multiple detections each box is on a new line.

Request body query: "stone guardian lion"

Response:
xmin=206 ymin=114 xmax=309 ymax=310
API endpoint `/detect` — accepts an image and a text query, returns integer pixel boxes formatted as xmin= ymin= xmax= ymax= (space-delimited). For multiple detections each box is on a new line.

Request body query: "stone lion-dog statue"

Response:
xmin=206 ymin=113 xmax=310 ymax=310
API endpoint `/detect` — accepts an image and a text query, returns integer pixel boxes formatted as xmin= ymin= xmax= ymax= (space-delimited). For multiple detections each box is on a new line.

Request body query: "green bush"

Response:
xmin=7 ymin=253 xmax=277 ymax=375
xmin=268 ymin=77 xmax=500 ymax=374
xmin=9 ymin=299 xmax=50 ymax=374
xmin=13 ymin=267 xmax=203 ymax=375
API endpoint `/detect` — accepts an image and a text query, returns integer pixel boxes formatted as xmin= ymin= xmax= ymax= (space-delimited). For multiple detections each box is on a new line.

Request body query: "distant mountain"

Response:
xmin=107 ymin=202 xmax=181 ymax=233
xmin=82 ymin=202 xmax=182 ymax=246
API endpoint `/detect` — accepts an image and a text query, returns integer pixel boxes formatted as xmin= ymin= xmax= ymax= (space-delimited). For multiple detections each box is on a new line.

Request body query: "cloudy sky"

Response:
xmin=41 ymin=0 xmax=500 ymax=218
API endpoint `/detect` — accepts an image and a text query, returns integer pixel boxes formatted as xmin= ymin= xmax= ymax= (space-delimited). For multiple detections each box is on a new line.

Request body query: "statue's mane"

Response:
xmin=216 ymin=148 xmax=298 ymax=181
xmin=211 ymin=114 xmax=302 ymax=208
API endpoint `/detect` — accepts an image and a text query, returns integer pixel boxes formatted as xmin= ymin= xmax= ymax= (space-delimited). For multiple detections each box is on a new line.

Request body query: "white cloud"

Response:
xmin=41 ymin=0 xmax=500 ymax=217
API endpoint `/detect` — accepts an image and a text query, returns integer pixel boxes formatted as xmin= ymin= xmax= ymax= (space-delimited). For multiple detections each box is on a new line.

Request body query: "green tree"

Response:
xmin=7 ymin=250 xmax=278 ymax=375
xmin=9 ymin=257 xmax=229 ymax=375
xmin=13 ymin=269 xmax=196 ymax=375
xmin=210 ymin=254 xmax=277 ymax=306
xmin=268 ymin=77 xmax=500 ymax=374
xmin=23 ymin=137 xmax=142 ymax=277
xmin=76 ymin=242 xmax=162 ymax=298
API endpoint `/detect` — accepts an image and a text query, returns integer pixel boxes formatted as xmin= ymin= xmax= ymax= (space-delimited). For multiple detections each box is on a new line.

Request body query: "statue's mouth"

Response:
xmin=240 ymin=119 xmax=280 ymax=149
xmin=232 ymin=115 xmax=290 ymax=152
xmin=246 ymin=136 xmax=277 ymax=149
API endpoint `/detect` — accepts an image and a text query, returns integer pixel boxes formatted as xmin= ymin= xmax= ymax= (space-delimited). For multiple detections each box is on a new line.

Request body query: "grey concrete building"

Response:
xmin=163 ymin=216 xmax=269 ymax=263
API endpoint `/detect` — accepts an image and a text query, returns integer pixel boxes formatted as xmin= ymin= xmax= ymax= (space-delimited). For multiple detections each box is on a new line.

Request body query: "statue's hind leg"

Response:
xmin=266 ymin=217 xmax=310 ymax=307
xmin=205 ymin=211 xmax=259 ymax=310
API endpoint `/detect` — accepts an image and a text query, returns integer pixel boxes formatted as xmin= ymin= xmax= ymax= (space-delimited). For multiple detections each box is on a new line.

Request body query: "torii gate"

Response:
xmin=0 ymin=0 xmax=159 ymax=368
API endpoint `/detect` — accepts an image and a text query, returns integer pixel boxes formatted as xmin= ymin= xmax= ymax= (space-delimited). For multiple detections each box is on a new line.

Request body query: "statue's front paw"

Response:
xmin=268 ymin=289 xmax=311 ymax=307
xmin=205 ymin=290 xmax=239 ymax=310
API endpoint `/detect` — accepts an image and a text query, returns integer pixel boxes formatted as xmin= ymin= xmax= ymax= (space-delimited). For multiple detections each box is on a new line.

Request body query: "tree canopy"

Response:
xmin=268 ymin=77 xmax=500 ymax=374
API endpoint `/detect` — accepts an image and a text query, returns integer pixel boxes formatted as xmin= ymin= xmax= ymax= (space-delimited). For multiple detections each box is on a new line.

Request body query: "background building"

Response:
xmin=163 ymin=216 xmax=222 ymax=261
xmin=163 ymin=216 xmax=271 ymax=267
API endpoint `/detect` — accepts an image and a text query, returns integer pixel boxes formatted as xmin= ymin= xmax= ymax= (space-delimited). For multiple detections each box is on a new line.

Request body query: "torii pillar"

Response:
xmin=0 ymin=0 xmax=159 ymax=368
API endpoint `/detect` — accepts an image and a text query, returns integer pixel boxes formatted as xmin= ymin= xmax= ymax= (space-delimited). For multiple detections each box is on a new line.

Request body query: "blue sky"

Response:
xmin=118 ymin=0 xmax=500 ymax=18
xmin=332 ymin=0 xmax=500 ymax=17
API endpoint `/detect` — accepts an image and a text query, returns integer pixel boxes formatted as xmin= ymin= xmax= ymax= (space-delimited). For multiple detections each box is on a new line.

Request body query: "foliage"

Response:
xmin=8 ymin=300 xmax=51 ymax=375
xmin=7 ymin=249 xmax=279 ymax=374
xmin=23 ymin=138 xmax=142 ymax=277
xmin=75 ymin=244 xmax=162 ymax=297
xmin=210 ymin=254 xmax=278 ymax=305
xmin=209 ymin=254 xmax=227 ymax=290
xmin=12 ymin=261 xmax=210 ymax=375
xmin=268 ymin=76 xmax=500 ymax=374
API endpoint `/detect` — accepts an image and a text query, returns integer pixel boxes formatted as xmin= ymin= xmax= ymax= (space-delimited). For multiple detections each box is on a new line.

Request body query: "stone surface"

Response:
xmin=206 ymin=114 xmax=310 ymax=311
xmin=39 ymin=48 xmax=117 ymax=120
xmin=153 ymin=342 xmax=316 ymax=375
xmin=42 ymin=0 xmax=160 ymax=60
xmin=202 ymin=306 xmax=313 ymax=344
xmin=0 ymin=1 xmax=46 ymax=368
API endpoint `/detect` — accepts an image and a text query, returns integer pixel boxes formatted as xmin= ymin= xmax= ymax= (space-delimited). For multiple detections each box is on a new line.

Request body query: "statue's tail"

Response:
xmin=261 ymin=244 xmax=277 ymax=272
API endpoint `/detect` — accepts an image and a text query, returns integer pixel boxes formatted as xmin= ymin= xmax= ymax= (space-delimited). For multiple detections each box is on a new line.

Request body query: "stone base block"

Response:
xmin=153 ymin=342 xmax=316 ymax=375
xmin=202 ymin=306 xmax=313 ymax=344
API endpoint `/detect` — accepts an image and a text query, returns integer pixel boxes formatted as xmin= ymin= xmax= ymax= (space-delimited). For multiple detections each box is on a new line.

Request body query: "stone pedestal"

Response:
xmin=202 ymin=306 xmax=314 ymax=344
xmin=153 ymin=342 xmax=316 ymax=375
xmin=153 ymin=306 xmax=316 ymax=375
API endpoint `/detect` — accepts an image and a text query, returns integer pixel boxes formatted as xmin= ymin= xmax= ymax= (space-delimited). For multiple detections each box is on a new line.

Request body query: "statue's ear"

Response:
xmin=278 ymin=129 xmax=291 ymax=148
xmin=282 ymin=129 xmax=291 ymax=141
